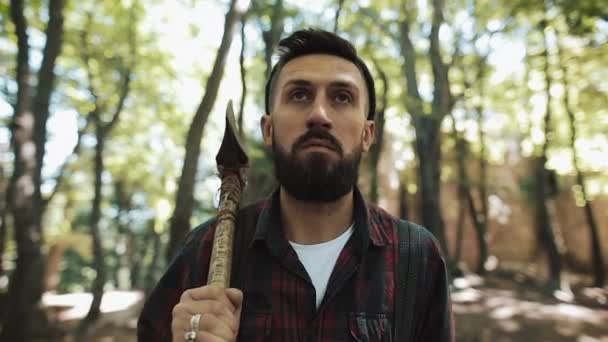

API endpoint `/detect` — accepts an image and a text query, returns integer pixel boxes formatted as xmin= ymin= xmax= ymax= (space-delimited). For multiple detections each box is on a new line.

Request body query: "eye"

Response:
xmin=289 ymin=89 xmax=311 ymax=102
xmin=334 ymin=91 xmax=353 ymax=104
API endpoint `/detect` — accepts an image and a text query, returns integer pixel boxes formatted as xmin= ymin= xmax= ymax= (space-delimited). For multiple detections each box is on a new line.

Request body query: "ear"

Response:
xmin=361 ymin=120 xmax=375 ymax=152
xmin=260 ymin=114 xmax=273 ymax=148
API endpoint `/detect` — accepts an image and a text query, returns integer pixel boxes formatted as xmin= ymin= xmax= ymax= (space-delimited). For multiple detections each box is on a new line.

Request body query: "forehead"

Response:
xmin=276 ymin=54 xmax=367 ymax=91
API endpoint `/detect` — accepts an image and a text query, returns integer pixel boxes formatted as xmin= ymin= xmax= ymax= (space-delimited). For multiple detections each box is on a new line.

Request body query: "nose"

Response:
xmin=306 ymin=95 xmax=332 ymax=129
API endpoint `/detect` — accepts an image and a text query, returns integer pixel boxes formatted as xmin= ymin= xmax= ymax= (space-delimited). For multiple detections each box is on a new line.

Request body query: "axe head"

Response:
xmin=216 ymin=100 xmax=249 ymax=184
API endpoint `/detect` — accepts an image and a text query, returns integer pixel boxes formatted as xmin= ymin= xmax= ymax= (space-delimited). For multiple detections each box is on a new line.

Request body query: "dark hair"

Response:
xmin=264 ymin=28 xmax=376 ymax=120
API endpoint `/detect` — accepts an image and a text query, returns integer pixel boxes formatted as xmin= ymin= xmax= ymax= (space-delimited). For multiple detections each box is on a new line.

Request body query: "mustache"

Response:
xmin=292 ymin=128 xmax=343 ymax=155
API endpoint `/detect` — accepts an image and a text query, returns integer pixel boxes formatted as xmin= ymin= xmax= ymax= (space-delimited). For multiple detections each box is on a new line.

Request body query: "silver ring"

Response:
xmin=184 ymin=330 xmax=197 ymax=342
xmin=190 ymin=313 xmax=202 ymax=331
xmin=184 ymin=313 xmax=202 ymax=341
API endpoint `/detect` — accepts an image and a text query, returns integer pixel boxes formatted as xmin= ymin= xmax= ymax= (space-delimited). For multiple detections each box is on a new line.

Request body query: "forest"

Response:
xmin=0 ymin=0 xmax=607 ymax=340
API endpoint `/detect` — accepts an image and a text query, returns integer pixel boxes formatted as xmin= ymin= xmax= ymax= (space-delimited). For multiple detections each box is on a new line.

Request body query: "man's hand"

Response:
xmin=171 ymin=284 xmax=243 ymax=342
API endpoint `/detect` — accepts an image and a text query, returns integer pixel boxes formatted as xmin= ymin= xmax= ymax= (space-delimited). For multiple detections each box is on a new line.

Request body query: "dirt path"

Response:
xmin=453 ymin=276 xmax=608 ymax=342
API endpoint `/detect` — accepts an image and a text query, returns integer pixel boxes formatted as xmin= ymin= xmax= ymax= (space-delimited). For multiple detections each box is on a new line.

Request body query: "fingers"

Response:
xmin=171 ymin=285 xmax=243 ymax=342
xmin=176 ymin=299 xmax=233 ymax=318
xmin=182 ymin=285 xmax=236 ymax=312
xmin=225 ymin=288 xmax=243 ymax=311
xmin=197 ymin=330 xmax=228 ymax=342
xmin=225 ymin=288 xmax=243 ymax=332
xmin=198 ymin=312 xmax=235 ymax=340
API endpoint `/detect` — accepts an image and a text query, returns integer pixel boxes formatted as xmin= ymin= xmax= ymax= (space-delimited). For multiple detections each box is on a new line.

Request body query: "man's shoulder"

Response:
xmin=367 ymin=204 xmax=444 ymax=259
xmin=396 ymin=219 xmax=446 ymax=261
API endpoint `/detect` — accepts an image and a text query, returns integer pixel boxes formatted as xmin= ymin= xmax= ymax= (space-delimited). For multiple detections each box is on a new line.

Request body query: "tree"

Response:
xmin=397 ymin=0 xmax=452 ymax=251
xmin=1 ymin=0 xmax=66 ymax=340
xmin=251 ymin=0 xmax=285 ymax=78
xmin=451 ymin=25 xmax=496 ymax=274
xmin=167 ymin=0 xmax=246 ymax=261
xmin=75 ymin=5 xmax=136 ymax=332
xmin=556 ymin=31 xmax=605 ymax=287
xmin=530 ymin=14 xmax=563 ymax=288
xmin=368 ymin=58 xmax=388 ymax=204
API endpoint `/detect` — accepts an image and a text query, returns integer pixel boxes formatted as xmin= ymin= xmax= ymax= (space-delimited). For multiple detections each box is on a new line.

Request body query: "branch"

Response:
xmin=103 ymin=5 xmax=137 ymax=133
xmin=43 ymin=114 xmax=92 ymax=207
xmin=238 ymin=14 xmax=247 ymax=137
xmin=80 ymin=13 xmax=101 ymax=108
xmin=371 ymin=57 xmax=388 ymax=150
xmin=104 ymin=66 xmax=132 ymax=133
xmin=262 ymin=0 xmax=284 ymax=78
xmin=9 ymin=0 xmax=30 ymax=117
xmin=429 ymin=0 xmax=451 ymax=117
xmin=333 ymin=0 xmax=345 ymax=33
xmin=398 ymin=13 xmax=423 ymax=117
xmin=371 ymin=57 xmax=389 ymax=112
xmin=32 ymin=0 xmax=65 ymax=118
xmin=358 ymin=7 xmax=397 ymax=40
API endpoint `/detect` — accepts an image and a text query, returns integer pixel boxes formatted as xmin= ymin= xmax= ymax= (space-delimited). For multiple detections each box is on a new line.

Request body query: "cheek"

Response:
xmin=341 ymin=120 xmax=367 ymax=143
xmin=270 ymin=122 xmax=300 ymax=151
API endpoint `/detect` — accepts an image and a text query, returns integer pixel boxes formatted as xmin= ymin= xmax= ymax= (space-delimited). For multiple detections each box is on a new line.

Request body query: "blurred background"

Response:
xmin=0 ymin=0 xmax=607 ymax=340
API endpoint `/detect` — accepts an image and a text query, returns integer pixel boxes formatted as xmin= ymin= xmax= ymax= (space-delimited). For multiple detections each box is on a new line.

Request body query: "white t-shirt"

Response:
xmin=289 ymin=225 xmax=354 ymax=309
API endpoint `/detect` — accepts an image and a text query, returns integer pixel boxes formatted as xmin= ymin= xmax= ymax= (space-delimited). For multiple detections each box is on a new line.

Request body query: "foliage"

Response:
xmin=0 ymin=0 xmax=606 ymax=303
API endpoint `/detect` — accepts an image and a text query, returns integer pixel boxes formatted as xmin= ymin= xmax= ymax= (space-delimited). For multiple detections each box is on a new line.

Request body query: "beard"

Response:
xmin=272 ymin=127 xmax=362 ymax=202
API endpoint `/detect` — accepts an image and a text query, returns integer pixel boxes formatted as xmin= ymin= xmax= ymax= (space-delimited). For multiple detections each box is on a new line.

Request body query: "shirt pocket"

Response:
xmin=348 ymin=312 xmax=393 ymax=342
xmin=237 ymin=311 xmax=271 ymax=342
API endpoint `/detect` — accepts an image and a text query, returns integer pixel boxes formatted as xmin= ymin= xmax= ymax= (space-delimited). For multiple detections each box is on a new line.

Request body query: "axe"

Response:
xmin=207 ymin=100 xmax=249 ymax=287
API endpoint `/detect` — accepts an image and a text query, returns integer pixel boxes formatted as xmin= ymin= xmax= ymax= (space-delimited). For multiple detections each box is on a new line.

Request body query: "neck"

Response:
xmin=279 ymin=187 xmax=355 ymax=245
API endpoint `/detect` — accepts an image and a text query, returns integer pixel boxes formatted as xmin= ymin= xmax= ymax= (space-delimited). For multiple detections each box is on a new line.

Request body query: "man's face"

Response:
xmin=261 ymin=54 xmax=375 ymax=202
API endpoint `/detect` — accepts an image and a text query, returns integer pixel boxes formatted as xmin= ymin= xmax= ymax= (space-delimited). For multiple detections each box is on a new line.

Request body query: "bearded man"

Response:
xmin=138 ymin=28 xmax=453 ymax=342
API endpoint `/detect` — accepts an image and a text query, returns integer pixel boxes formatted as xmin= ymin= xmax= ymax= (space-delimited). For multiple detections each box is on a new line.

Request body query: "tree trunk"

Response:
xmin=534 ymin=21 xmax=561 ymax=287
xmin=368 ymin=59 xmax=388 ymax=204
xmin=474 ymin=106 xmax=489 ymax=274
xmin=454 ymin=202 xmax=465 ymax=265
xmin=113 ymin=181 xmax=132 ymax=289
xmin=398 ymin=0 xmax=450 ymax=254
xmin=557 ymin=37 xmax=605 ymax=287
xmin=581 ymin=186 xmax=605 ymax=287
xmin=450 ymin=110 xmax=488 ymax=272
xmin=398 ymin=176 xmax=409 ymax=220
xmin=167 ymin=0 xmax=244 ymax=262
xmin=2 ymin=0 xmax=65 ymax=340
xmin=466 ymin=188 xmax=488 ymax=274
xmin=414 ymin=117 xmax=447 ymax=251
xmin=77 ymin=123 xmax=107 ymax=335
xmin=77 ymin=13 xmax=133 ymax=329
xmin=0 ymin=166 xmax=7 ymax=278
xmin=472 ymin=50 xmax=490 ymax=274
xmin=131 ymin=219 xmax=155 ymax=289
xmin=450 ymin=115 xmax=467 ymax=265
xmin=145 ymin=228 xmax=163 ymax=296
xmin=534 ymin=158 xmax=561 ymax=286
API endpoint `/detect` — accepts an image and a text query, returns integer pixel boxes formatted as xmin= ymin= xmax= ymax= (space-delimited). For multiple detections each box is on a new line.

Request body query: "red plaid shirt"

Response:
xmin=138 ymin=188 xmax=453 ymax=341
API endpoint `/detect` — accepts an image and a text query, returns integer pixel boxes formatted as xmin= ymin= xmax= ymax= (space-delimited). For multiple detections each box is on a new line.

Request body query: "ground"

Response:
xmin=453 ymin=276 xmax=608 ymax=341
xmin=39 ymin=274 xmax=608 ymax=341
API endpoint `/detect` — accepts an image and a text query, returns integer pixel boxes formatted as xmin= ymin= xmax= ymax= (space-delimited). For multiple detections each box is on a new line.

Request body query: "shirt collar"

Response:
xmin=250 ymin=187 xmax=388 ymax=258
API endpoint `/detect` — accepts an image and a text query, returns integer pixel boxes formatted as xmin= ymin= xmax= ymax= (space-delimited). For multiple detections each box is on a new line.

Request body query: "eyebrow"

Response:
xmin=282 ymin=79 xmax=360 ymax=91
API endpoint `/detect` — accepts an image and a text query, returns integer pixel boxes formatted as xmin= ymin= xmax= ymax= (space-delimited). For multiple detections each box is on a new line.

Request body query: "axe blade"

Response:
xmin=216 ymin=100 xmax=249 ymax=173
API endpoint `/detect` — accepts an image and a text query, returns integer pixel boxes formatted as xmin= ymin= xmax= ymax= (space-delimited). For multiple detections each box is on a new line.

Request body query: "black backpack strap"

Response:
xmin=394 ymin=220 xmax=422 ymax=341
